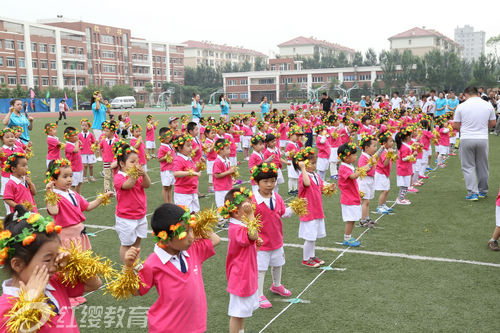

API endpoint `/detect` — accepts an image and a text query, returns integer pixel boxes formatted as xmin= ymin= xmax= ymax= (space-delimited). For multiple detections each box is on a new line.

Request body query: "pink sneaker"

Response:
xmin=396 ymin=198 xmax=411 ymax=205
xmin=270 ymin=284 xmax=292 ymax=297
xmin=259 ymin=295 xmax=272 ymax=308
xmin=419 ymin=175 xmax=429 ymax=179
xmin=407 ymin=187 xmax=419 ymax=193
xmin=439 ymin=164 xmax=446 ymax=168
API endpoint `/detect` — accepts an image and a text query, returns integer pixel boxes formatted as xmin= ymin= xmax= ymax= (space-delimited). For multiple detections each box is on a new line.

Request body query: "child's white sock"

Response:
xmin=258 ymin=271 xmax=266 ymax=297
xmin=271 ymin=266 xmax=282 ymax=287
xmin=344 ymin=234 xmax=351 ymax=241
xmin=330 ymin=163 xmax=338 ymax=176
xmin=303 ymin=240 xmax=315 ymax=260
xmin=437 ymin=154 xmax=444 ymax=165
xmin=317 ymin=170 xmax=326 ymax=180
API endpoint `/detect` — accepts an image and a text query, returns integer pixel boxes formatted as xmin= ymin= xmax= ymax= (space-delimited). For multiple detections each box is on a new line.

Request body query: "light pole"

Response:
xmin=73 ymin=60 xmax=79 ymax=111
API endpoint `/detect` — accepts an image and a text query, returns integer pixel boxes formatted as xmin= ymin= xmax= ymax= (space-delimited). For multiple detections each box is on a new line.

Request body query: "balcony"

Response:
xmin=132 ymin=72 xmax=152 ymax=79
xmin=62 ymin=68 xmax=87 ymax=75
xmin=132 ymin=58 xmax=150 ymax=66
xmin=61 ymin=53 xmax=86 ymax=62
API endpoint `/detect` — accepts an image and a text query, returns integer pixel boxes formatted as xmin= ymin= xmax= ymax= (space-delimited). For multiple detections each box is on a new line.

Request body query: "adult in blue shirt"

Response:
xmin=435 ymin=92 xmax=447 ymax=117
xmin=446 ymin=90 xmax=459 ymax=113
xmin=191 ymin=93 xmax=204 ymax=124
xmin=3 ymin=99 xmax=33 ymax=143
xmin=259 ymin=96 xmax=271 ymax=118
xmin=219 ymin=94 xmax=231 ymax=121
xmin=91 ymin=91 xmax=109 ymax=136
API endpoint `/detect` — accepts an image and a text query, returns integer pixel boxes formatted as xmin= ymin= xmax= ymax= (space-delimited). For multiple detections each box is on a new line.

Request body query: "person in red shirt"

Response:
xmin=157 ymin=128 xmax=176 ymax=204
xmin=2 ymin=152 xmax=36 ymax=214
xmin=64 ymin=127 xmax=83 ymax=194
xmin=374 ymin=132 xmax=396 ymax=215
xmin=78 ymin=119 xmax=97 ymax=183
xmin=213 ymin=139 xmax=236 ymax=209
xmin=357 ymin=135 xmax=380 ymax=227
xmin=44 ymin=123 xmax=62 ymax=167
xmin=173 ymin=134 xmax=202 ymax=213
xmin=395 ymin=128 xmax=417 ymax=205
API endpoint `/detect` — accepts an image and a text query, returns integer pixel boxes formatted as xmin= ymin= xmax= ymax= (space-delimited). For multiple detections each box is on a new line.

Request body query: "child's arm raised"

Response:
xmin=242 ymin=202 xmax=259 ymax=241
xmin=298 ymin=161 xmax=311 ymax=187
xmin=138 ymin=167 xmax=151 ymax=189
xmin=45 ymin=181 xmax=59 ymax=215
xmin=208 ymin=231 xmax=221 ymax=247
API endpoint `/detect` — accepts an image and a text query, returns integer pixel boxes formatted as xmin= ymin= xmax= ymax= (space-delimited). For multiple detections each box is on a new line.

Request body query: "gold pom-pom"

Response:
xmin=408 ymin=155 xmax=417 ymax=163
xmin=104 ymin=265 xmax=144 ymax=300
xmin=25 ymin=150 xmax=34 ymax=159
xmin=322 ymin=184 xmax=337 ymax=197
xmin=90 ymin=142 xmax=100 ymax=152
xmin=45 ymin=191 xmax=60 ymax=206
xmin=21 ymin=201 xmax=34 ymax=212
xmin=356 ymin=167 xmax=368 ymax=179
xmin=165 ymin=153 xmax=173 ymax=163
xmin=58 ymin=242 xmax=116 ymax=286
xmin=59 ymin=143 xmax=65 ymax=151
xmin=193 ymin=208 xmax=219 ymax=239
xmin=5 ymin=289 xmax=57 ymax=333
xmin=331 ymin=132 xmax=339 ymax=139
xmin=0 ymin=151 xmax=5 ymax=158
xmin=386 ymin=151 xmax=398 ymax=162
xmin=289 ymin=197 xmax=309 ymax=216
xmin=125 ymin=165 xmax=140 ymax=179
xmin=368 ymin=155 xmax=378 ymax=166
xmin=190 ymin=148 xmax=198 ymax=158
xmin=232 ymin=167 xmax=240 ymax=179
xmin=360 ymin=191 xmax=365 ymax=199
xmin=97 ymin=193 xmax=111 ymax=206
xmin=196 ymin=161 xmax=206 ymax=171
xmin=242 ymin=214 xmax=263 ymax=235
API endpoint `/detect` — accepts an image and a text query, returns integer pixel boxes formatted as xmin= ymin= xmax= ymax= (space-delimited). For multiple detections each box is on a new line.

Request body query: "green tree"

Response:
xmin=254 ymin=57 xmax=266 ymax=71
xmin=9 ymin=84 xmax=28 ymax=98
xmin=144 ymin=82 xmax=153 ymax=93
xmin=352 ymin=51 xmax=364 ymax=66
xmin=486 ymin=34 xmax=500 ymax=61
xmin=469 ymin=54 xmax=498 ymax=87
xmin=0 ymin=84 xmax=11 ymax=98
xmin=241 ymin=61 xmax=252 ymax=72
xmin=337 ymin=52 xmax=349 ymax=67
xmin=364 ymin=48 xmax=378 ymax=66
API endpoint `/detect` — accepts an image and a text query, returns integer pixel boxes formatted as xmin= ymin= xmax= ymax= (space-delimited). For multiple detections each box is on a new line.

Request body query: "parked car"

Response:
xmin=78 ymin=101 xmax=91 ymax=110
xmin=111 ymin=96 xmax=136 ymax=109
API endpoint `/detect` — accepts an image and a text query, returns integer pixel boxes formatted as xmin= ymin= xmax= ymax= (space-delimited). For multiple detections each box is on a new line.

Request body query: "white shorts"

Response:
xmin=115 ymin=215 xmax=148 ymax=246
xmin=93 ymin=129 xmax=102 ymax=139
xmin=423 ymin=148 xmax=431 ymax=160
xmin=206 ymin=160 xmax=215 ymax=175
xmin=412 ymin=162 xmax=420 ymax=174
xmin=72 ymin=170 xmax=83 ymax=186
xmin=241 ymin=136 xmax=251 ymax=149
xmin=228 ymin=290 xmax=259 ymax=318
xmin=0 ymin=176 xmax=9 ymax=196
xmin=329 ymin=148 xmax=339 ymax=163
xmin=437 ymin=145 xmax=449 ymax=155
xmin=287 ymin=164 xmax=299 ymax=179
xmin=161 ymin=170 xmax=175 ymax=186
xmin=450 ymin=136 xmax=457 ymax=144
xmin=145 ymin=141 xmax=156 ymax=149
xmin=358 ymin=176 xmax=375 ymax=200
xmin=374 ymin=173 xmax=390 ymax=191
xmin=496 ymin=206 xmax=500 ymax=227
xmin=341 ymin=204 xmax=362 ymax=222
xmin=229 ymin=156 xmax=237 ymax=167
xmin=277 ymin=168 xmax=285 ymax=184
xmin=257 ymin=247 xmax=285 ymax=271
xmin=396 ymin=175 xmax=411 ymax=187
xmin=279 ymin=140 xmax=288 ymax=148
xmin=298 ymin=218 xmax=326 ymax=241
xmin=81 ymin=154 xmax=96 ymax=164
xmin=174 ymin=192 xmax=200 ymax=213
xmin=215 ymin=190 xmax=230 ymax=208
xmin=316 ymin=157 xmax=329 ymax=172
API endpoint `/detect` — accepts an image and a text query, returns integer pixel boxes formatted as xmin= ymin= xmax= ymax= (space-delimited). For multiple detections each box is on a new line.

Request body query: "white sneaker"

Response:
xmin=396 ymin=198 xmax=411 ymax=205
xmin=376 ymin=207 xmax=389 ymax=215
xmin=96 ymin=157 xmax=103 ymax=162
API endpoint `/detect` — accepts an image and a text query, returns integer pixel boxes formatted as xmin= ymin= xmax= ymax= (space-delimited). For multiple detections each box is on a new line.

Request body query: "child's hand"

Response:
xmin=298 ymin=161 xmax=306 ymax=169
xmin=19 ymin=265 xmax=49 ymax=300
xmin=45 ymin=181 xmax=55 ymax=192
xmin=330 ymin=182 xmax=337 ymax=191
xmin=55 ymin=251 xmax=70 ymax=269
xmin=104 ymin=191 xmax=114 ymax=198
xmin=388 ymin=148 xmax=394 ymax=154
xmin=241 ymin=202 xmax=253 ymax=217
xmin=125 ymin=247 xmax=141 ymax=267
xmin=136 ymin=166 xmax=145 ymax=176
xmin=256 ymin=237 xmax=263 ymax=248
xmin=229 ymin=166 xmax=236 ymax=174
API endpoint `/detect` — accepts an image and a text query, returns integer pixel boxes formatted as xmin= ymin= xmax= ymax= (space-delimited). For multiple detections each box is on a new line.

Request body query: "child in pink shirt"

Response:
xmin=2 ymin=152 xmax=37 ymax=214
xmin=113 ymin=142 xmax=151 ymax=264
xmin=327 ymin=115 xmax=341 ymax=179
xmin=204 ymin=126 xmax=217 ymax=193
xmin=173 ymin=134 xmax=202 ymax=213
xmin=145 ymin=114 xmax=158 ymax=158
xmin=241 ymin=116 xmax=253 ymax=160
xmin=374 ymin=132 xmax=396 ymax=215
xmin=249 ymin=134 xmax=271 ymax=194
xmin=157 ymin=128 xmax=176 ymax=204
xmin=130 ymin=124 xmax=148 ymax=172
xmin=357 ymin=135 xmax=380 ymax=227
xmin=63 ymin=127 xmax=83 ymax=193
xmin=0 ymin=207 xmax=102 ymax=332
xmin=437 ymin=117 xmax=450 ymax=168
xmin=219 ymin=188 xmax=260 ymax=333
xmin=44 ymin=122 xmax=61 ymax=167
xmin=122 ymin=204 xmax=221 ymax=333
xmin=213 ymin=139 xmax=236 ymax=208
xmin=251 ymin=163 xmax=293 ymax=308
xmin=419 ymin=119 xmax=434 ymax=178
xmin=315 ymin=124 xmax=331 ymax=180
xmin=487 ymin=189 xmax=500 ymax=250
xmin=395 ymin=128 xmax=417 ymax=205
xmin=0 ymin=128 xmax=24 ymax=214
xmin=223 ymin=122 xmax=238 ymax=167
xmin=99 ymin=121 xmax=119 ymax=192
xmin=294 ymin=147 xmax=336 ymax=267
xmin=78 ymin=119 xmax=96 ymax=182
xmin=263 ymin=134 xmax=287 ymax=194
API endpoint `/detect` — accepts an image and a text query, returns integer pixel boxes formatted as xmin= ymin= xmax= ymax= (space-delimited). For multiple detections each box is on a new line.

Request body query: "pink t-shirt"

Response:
xmin=224 ymin=133 xmax=237 ymax=157
xmin=316 ymin=135 xmax=331 ymax=159
xmin=396 ymin=142 xmax=413 ymax=176
xmin=421 ymin=130 xmax=433 ymax=150
xmin=285 ymin=142 xmax=300 ymax=161
xmin=78 ymin=131 xmax=95 ymax=155
xmin=64 ymin=142 xmax=83 ymax=172
xmin=358 ymin=152 xmax=376 ymax=177
xmin=47 ymin=135 xmax=61 ymax=160
xmin=99 ymin=137 xmax=117 ymax=163
xmin=242 ymin=124 xmax=253 ymax=136
xmin=496 ymin=189 xmax=500 ymax=206
xmin=438 ymin=128 xmax=450 ymax=146
xmin=114 ymin=171 xmax=147 ymax=219
xmin=298 ymin=172 xmax=325 ymax=221
xmin=146 ymin=123 xmax=156 ymax=142
xmin=252 ymin=192 xmax=286 ymax=251
xmin=191 ymin=137 xmax=203 ymax=163
xmin=205 ymin=138 xmax=217 ymax=161
xmin=338 ymin=127 xmax=351 ymax=145
xmin=248 ymin=151 xmax=264 ymax=185
xmin=14 ymin=139 xmax=26 ymax=152
xmin=138 ymin=240 xmax=215 ymax=333
xmin=3 ymin=176 xmax=38 ymax=213
xmin=226 ymin=218 xmax=258 ymax=297
xmin=1 ymin=145 xmax=24 ymax=178
xmin=157 ymin=143 xmax=175 ymax=171
xmin=263 ymin=147 xmax=282 ymax=169
xmin=0 ymin=274 xmax=84 ymax=333
xmin=131 ymin=138 xmax=147 ymax=165
xmin=279 ymin=123 xmax=289 ymax=141
xmin=173 ymin=154 xmax=198 ymax=194
xmin=50 ymin=189 xmax=89 ymax=228
xmin=338 ymin=162 xmax=361 ymax=205
xmin=213 ymin=156 xmax=233 ymax=191
xmin=232 ymin=124 xmax=241 ymax=143
xmin=375 ymin=150 xmax=392 ymax=177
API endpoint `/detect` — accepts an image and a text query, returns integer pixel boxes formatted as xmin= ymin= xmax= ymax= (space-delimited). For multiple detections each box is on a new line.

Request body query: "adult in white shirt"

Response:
xmin=425 ymin=90 xmax=437 ymax=117
xmin=406 ymin=90 xmax=417 ymax=110
xmin=453 ymin=87 xmax=496 ymax=200
xmin=390 ymin=92 xmax=402 ymax=110
xmin=57 ymin=99 xmax=68 ymax=125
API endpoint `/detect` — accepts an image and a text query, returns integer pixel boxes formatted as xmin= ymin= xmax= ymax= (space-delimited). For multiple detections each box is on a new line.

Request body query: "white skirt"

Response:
xmin=145 ymin=141 xmax=156 ymax=149
xmin=228 ymin=290 xmax=259 ymax=318
xmin=115 ymin=215 xmax=148 ymax=246
xmin=257 ymin=246 xmax=285 ymax=271
xmin=229 ymin=156 xmax=237 ymax=167
xmin=357 ymin=176 xmax=375 ymax=200
xmin=277 ymin=168 xmax=285 ymax=184
xmin=437 ymin=145 xmax=449 ymax=155
xmin=72 ymin=170 xmax=83 ymax=186
xmin=496 ymin=206 xmax=500 ymax=227
xmin=329 ymin=147 xmax=339 ymax=163
xmin=298 ymin=218 xmax=326 ymax=241
xmin=81 ymin=154 xmax=96 ymax=164
xmin=374 ymin=172 xmax=390 ymax=191
xmin=215 ymin=190 xmax=229 ymax=208
xmin=287 ymin=163 xmax=299 ymax=179
xmin=341 ymin=204 xmax=362 ymax=222
xmin=316 ymin=157 xmax=329 ymax=172
xmin=242 ymin=136 xmax=251 ymax=148
xmin=1 ymin=176 xmax=10 ymax=195
xmin=396 ymin=175 xmax=411 ymax=187
xmin=161 ymin=170 xmax=175 ymax=186
xmin=279 ymin=140 xmax=288 ymax=148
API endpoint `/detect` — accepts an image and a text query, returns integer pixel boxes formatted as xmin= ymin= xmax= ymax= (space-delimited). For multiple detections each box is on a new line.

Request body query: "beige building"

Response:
xmin=277 ymin=36 xmax=355 ymax=62
xmin=183 ymin=40 xmax=267 ymax=69
xmin=389 ymin=27 xmax=462 ymax=57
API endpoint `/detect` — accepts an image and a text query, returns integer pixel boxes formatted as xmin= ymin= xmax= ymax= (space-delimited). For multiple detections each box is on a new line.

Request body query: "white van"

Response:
xmin=111 ymin=96 xmax=137 ymax=109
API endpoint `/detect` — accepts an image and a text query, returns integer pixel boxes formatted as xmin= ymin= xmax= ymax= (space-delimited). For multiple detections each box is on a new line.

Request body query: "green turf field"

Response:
xmin=1 ymin=112 xmax=499 ymax=332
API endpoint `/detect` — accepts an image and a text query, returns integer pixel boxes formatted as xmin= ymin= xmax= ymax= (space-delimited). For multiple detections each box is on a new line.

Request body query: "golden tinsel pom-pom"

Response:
xmin=356 ymin=167 xmax=368 ymax=179
xmin=104 ymin=265 xmax=144 ymax=300
xmin=21 ymin=201 xmax=34 ymax=212
xmin=0 ymin=152 xmax=5 ymax=158
xmin=243 ymin=214 xmax=263 ymax=235
xmin=6 ymin=289 xmax=56 ymax=333
xmin=232 ymin=167 xmax=240 ymax=179
xmin=386 ymin=151 xmax=398 ymax=162
xmin=90 ymin=142 xmax=100 ymax=152
xmin=125 ymin=166 xmax=140 ymax=179
xmin=190 ymin=149 xmax=197 ymax=158
xmin=145 ymin=153 xmax=151 ymax=161
xmin=368 ymin=155 xmax=378 ymax=166
xmin=360 ymin=191 xmax=365 ymax=199
xmin=289 ymin=197 xmax=309 ymax=216
xmin=165 ymin=153 xmax=173 ymax=163
xmin=59 ymin=143 xmax=65 ymax=151
xmin=196 ymin=161 xmax=207 ymax=171
xmin=58 ymin=242 xmax=116 ymax=286
xmin=193 ymin=208 xmax=219 ymax=239
xmin=45 ymin=191 xmax=60 ymax=206
xmin=322 ymin=184 xmax=337 ymax=197
xmin=408 ymin=155 xmax=417 ymax=163
xmin=97 ymin=193 xmax=111 ymax=206
xmin=25 ymin=150 xmax=34 ymax=159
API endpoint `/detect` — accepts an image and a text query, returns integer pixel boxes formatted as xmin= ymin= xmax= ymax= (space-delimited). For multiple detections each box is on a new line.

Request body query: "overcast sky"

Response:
xmin=3 ymin=0 xmax=499 ymax=57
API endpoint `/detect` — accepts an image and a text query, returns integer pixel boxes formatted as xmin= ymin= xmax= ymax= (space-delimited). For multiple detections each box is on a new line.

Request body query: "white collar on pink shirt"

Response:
xmin=2 ymin=145 xmax=15 ymax=150
xmin=2 ymin=279 xmax=59 ymax=310
xmin=9 ymin=175 xmax=24 ymax=185
xmin=229 ymin=217 xmax=246 ymax=228
xmin=252 ymin=151 xmax=263 ymax=159
xmin=154 ymin=244 xmax=189 ymax=265
xmin=267 ymin=147 xmax=277 ymax=154
xmin=341 ymin=162 xmax=355 ymax=171
xmin=403 ymin=142 xmax=412 ymax=149
xmin=179 ymin=153 xmax=192 ymax=161
xmin=47 ymin=135 xmax=58 ymax=140
xmin=53 ymin=188 xmax=78 ymax=204
xmin=217 ymin=155 xmax=229 ymax=164
xmin=253 ymin=189 xmax=276 ymax=206
xmin=307 ymin=172 xmax=320 ymax=185
xmin=361 ymin=152 xmax=372 ymax=159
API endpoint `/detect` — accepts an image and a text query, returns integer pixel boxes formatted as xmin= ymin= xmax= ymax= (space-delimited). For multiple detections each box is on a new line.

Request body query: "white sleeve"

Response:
xmin=282 ymin=207 xmax=294 ymax=218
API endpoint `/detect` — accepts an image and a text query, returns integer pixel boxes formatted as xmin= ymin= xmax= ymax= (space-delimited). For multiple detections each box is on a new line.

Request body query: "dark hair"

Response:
xmin=361 ymin=137 xmax=376 ymax=150
xmin=393 ymin=91 xmax=399 ymax=96
xmin=218 ymin=94 xmax=225 ymax=103
xmin=118 ymin=115 xmax=123 ymax=121
xmin=46 ymin=160 xmax=71 ymax=180
xmin=361 ymin=115 xmax=371 ymax=124
xmin=430 ymin=89 xmax=436 ymax=93
xmin=464 ymin=86 xmax=478 ymax=96
xmin=337 ymin=142 xmax=357 ymax=161
xmin=151 ymin=204 xmax=189 ymax=237
xmin=186 ymin=122 xmax=197 ymax=133
xmin=2 ymin=205 xmax=60 ymax=276
xmin=420 ymin=119 xmax=431 ymax=131
xmin=215 ymin=138 xmax=227 ymax=151
xmin=253 ymin=164 xmax=278 ymax=183
xmin=44 ymin=123 xmax=54 ymax=131
xmin=159 ymin=127 xmax=169 ymax=137
xmin=5 ymin=153 xmax=27 ymax=170
xmin=224 ymin=188 xmax=250 ymax=213
xmin=192 ymin=92 xmax=197 ymax=98
xmin=116 ymin=143 xmax=137 ymax=169
xmin=378 ymin=132 xmax=392 ymax=144
xmin=395 ymin=130 xmax=411 ymax=150
xmin=292 ymin=151 xmax=317 ymax=172
xmin=64 ymin=126 xmax=76 ymax=136
xmin=322 ymin=92 xmax=327 ymax=96
xmin=265 ymin=133 xmax=276 ymax=143
xmin=9 ymin=99 xmax=22 ymax=106
xmin=250 ymin=111 xmax=256 ymax=117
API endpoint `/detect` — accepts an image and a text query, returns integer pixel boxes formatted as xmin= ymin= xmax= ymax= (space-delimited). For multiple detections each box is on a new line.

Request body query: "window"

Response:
xmin=51 ymin=77 xmax=57 ymax=85
xmin=227 ymin=79 xmax=237 ymax=86
xmin=258 ymin=78 xmax=274 ymax=85
xmin=240 ymin=92 xmax=248 ymax=100
xmin=103 ymin=79 xmax=116 ymax=87
xmin=0 ymin=57 xmax=3 ymax=66
xmin=297 ymin=77 xmax=307 ymax=83
xmin=157 ymin=68 xmax=161 ymax=75
xmin=144 ymin=55 xmax=148 ymax=61
xmin=282 ymin=77 xmax=293 ymax=84
xmin=343 ymin=75 xmax=356 ymax=82
xmin=162 ymin=57 xmax=166 ymax=62
xmin=77 ymin=63 xmax=84 ymax=70
xmin=20 ymin=76 xmax=27 ymax=85
xmin=40 ymin=44 xmax=47 ymax=52
xmin=312 ymin=76 xmax=323 ymax=83
xmin=376 ymin=74 xmax=384 ymax=80
xmin=18 ymin=58 xmax=25 ymax=68
xmin=6 ymin=58 xmax=15 ymax=67
xmin=31 ymin=42 xmax=36 ymax=52
xmin=33 ymin=76 xmax=39 ymax=86
xmin=0 ymin=76 xmax=5 ymax=84
xmin=138 ymin=54 xmax=143 ymax=60
xmin=50 ymin=44 xmax=56 ymax=53
xmin=102 ymin=51 xmax=115 ymax=59
xmin=102 ymin=64 xmax=116 ymax=73
xmin=157 ymin=82 xmax=161 ymax=88
xmin=8 ymin=76 xmax=17 ymax=85
xmin=408 ymin=39 xmax=412 ymax=45
xmin=31 ymin=60 xmax=38 ymax=68
xmin=40 ymin=60 xmax=48 ymax=69
xmin=240 ymin=79 xmax=248 ymax=85
xmin=359 ymin=74 xmax=371 ymax=81
xmin=78 ymin=47 xmax=84 ymax=55
xmin=78 ymin=78 xmax=85 ymax=85
xmin=270 ymin=64 xmax=276 ymax=71
xmin=42 ymin=77 xmax=49 ymax=86
xmin=100 ymin=35 xmax=115 ymax=44
xmin=5 ymin=40 xmax=14 ymax=49
xmin=63 ymin=46 xmax=67 ymax=53
xmin=0 ymin=40 xmax=2 ymax=49
xmin=50 ymin=61 xmax=56 ymax=70
xmin=68 ymin=47 xmax=75 ymax=54
xmin=132 ymin=54 xmax=136 ymax=60
xmin=17 ymin=41 xmax=24 ymax=50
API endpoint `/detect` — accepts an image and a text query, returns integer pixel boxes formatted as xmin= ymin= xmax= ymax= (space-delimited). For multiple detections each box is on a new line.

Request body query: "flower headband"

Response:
xmin=80 ymin=118 xmax=91 ymax=126
xmin=3 ymin=152 xmax=27 ymax=174
xmin=152 ymin=206 xmax=196 ymax=247
xmin=146 ymin=115 xmax=153 ymax=121
xmin=64 ymin=128 xmax=80 ymax=140
xmin=399 ymin=127 xmax=413 ymax=136
xmin=204 ymin=125 xmax=216 ymax=133
xmin=256 ymin=121 xmax=266 ymax=129
xmin=378 ymin=131 xmax=392 ymax=145
xmin=217 ymin=187 xmax=253 ymax=219
xmin=338 ymin=142 xmax=358 ymax=160
xmin=43 ymin=123 xmax=57 ymax=135
xmin=103 ymin=121 xmax=117 ymax=132
xmin=250 ymin=162 xmax=278 ymax=181
xmin=250 ymin=134 xmax=265 ymax=145
xmin=223 ymin=122 xmax=232 ymax=131
xmin=315 ymin=124 xmax=327 ymax=133
xmin=11 ymin=126 xmax=23 ymax=134
xmin=130 ymin=124 xmax=142 ymax=132
xmin=287 ymin=126 xmax=304 ymax=137
xmin=172 ymin=134 xmax=192 ymax=148
xmin=293 ymin=147 xmax=315 ymax=162
xmin=214 ymin=139 xmax=230 ymax=153
xmin=114 ymin=143 xmax=137 ymax=158
xmin=359 ymin=134 xmax=376 ymax=148
xmin=348 ymin=122 xmax=359 ymax=131
xmin=159 ymin=130 xmax=174 ymax=142
xmin=0 ymin=212 xmax=62 ymax=265
xmin=45 ymin=158 xmax=71 ymax=183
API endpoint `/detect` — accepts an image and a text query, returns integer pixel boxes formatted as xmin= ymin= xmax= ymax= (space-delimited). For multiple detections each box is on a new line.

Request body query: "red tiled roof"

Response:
xmin=182 ymin=40 xmax=267 ymax=57
xmin=389 ymin=27 xmax=460 ymax=45
xmin=277 ymin=36 xmax=355 ymax=54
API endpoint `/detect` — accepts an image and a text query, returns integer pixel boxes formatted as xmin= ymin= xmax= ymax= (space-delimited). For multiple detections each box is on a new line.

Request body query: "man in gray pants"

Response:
xmin=453 ymin=87 xmax=496 ymax=201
